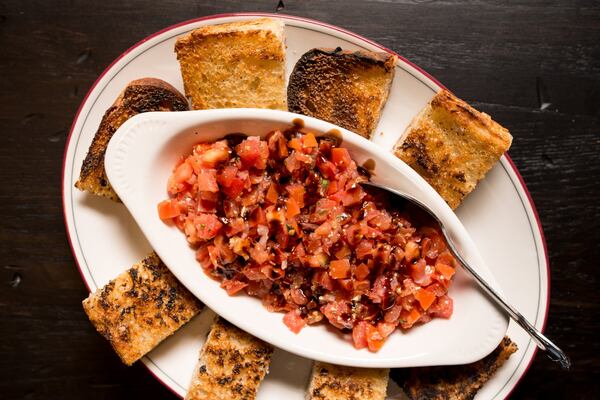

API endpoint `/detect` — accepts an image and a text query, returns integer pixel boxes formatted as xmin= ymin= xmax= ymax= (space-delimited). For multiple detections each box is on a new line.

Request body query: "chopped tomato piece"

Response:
xmin=266 ymin=182 xmax=278 ymax=203
xmin=286 ymin=197 xmax=301 ymax=219
xmin=400 ymin=308 xmax=422 ymax=329
xmin=414 ymin=288 xmax=437 ymax=311
xmin=404 ymin=240 xmax=420 ymax=262
xmin=201 ymin=148 xmax=229 ymax=168
xmin=288 ymin=137 xmax=302 ymax=151
xmin=197 ymin=169 xmax=218 ymax=192
xmin=430 ymin=295 xmax=453 ymax=319
xmin=194 ymin=213 xmax=223 ymax=240
xmin=352 ymin=321 xmax=368 ymax=349
xmin=435 ymin=262 xmax=456 ymax=280
xmin=157 ymin=199 xmax=180 ymax=220
xmin=331 ymin=147 xmax=351 ymax=168
xmin=221 ymin=280 xmax=248 ymax=295
xmin=354 ymin=263 xmax=370 ymax=280
xmin=303 ymin=132 xmax=318 ymax=148
xmin=174 ymin=161 xmax=193 ymax=183
xmin=377 ymin=322 xmax=396 ymax=338
xmin=365 ymin=323 xmax=385 ymax=351
xmin=286 ymin=184 xmax=305 ymax=207
xmin=283 ymin=309 xmax=306 ymax=334
xmin=237 ymin=137 xmax=268 ymax=169
xmin=329 ymin=259 xmax=350 ymax=279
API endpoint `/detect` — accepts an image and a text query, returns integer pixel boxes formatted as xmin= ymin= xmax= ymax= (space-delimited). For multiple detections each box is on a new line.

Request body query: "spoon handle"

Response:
xmin=441 ymin=229 xmax=571 ymax=370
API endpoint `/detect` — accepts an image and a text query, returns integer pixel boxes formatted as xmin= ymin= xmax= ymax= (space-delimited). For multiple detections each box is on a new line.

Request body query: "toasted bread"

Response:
xmin=186 ymin=317 xmax=273 ymax=400
xmin=394 ymin=90 xmax=512 ymax=209
xmin=307 ymin=362 xmax=389 ymax=400
xmin=75 ymin=78 xmax=189 ymax=201
xmin=82 ymin=252 xmax=203 ymax=365
xmin=392 ymin=336 xmax=518 ymax=400
xmin=287 ymin=47 xmax=396 ymax=139
xmin=175 ymin=18 xmax=286 ymax=111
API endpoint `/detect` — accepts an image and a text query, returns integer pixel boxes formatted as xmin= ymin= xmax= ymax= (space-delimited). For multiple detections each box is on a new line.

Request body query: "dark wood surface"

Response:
xmin=1 ymin=1 xmax=598 ymax=399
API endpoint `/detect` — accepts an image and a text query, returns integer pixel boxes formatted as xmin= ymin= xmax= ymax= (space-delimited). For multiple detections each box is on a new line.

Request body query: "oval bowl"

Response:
xmin=104 ymin=108 xmax=508 ymax=368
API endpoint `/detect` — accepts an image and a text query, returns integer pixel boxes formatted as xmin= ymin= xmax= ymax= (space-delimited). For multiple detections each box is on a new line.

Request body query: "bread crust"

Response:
xmin=287 ymin=47 xmax=397 ymax=139
xmin=186 ymin=317 xmax=273 ymax=400
xmin=82 ymin=252 xmax=203 ymax=365
xmin=75 ymin=78 xmax=189 ymax=201
xmin=175 ymin=18 xmax=286 ymax=111
xmin=392 ymin=337 xmax=518 ymax=400
xmin=306 ymin=362 xmax=389 ymax=400
xmin=394 ymin=90 xmax=512 ymax=209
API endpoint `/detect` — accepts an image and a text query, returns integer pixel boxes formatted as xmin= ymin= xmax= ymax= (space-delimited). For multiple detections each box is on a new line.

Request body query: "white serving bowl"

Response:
xmin=105 ymin=108 xmax=508 ymax=368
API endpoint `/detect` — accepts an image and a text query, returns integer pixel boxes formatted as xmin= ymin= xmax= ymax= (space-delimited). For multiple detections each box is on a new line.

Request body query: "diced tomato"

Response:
xmin=430 ymin=295 xmax=453 ymax=319
xmin=197 ymin=169 xmax=218 ymax=192
xmin=352 ymin=279 xmax=371 ymax=294
xmin=329 ymin=259 xmax=350 ymax=279
xmin=286 ymin=197 xmax=301 ymax=219
xmin=200 ymin=144 xmax=230 ymax=168
xmin=411 ymin=259 xmax=434 ymax=286
xmin=335 ymin=244 xmax=352 ymax=259
xmin=354 ymin=263 xmax=370 ymax=280
xmin=321 ymin=300 xmax=353 ymax=330
xmin=157 ymin=199 xmax=180 ymax=220
xmin=436 ymin=250 xmax=457 ymax=268
xmin=283 ymin=309 xmax=306 ymax=334
xmin=352 ymin=321 xmax=368 ymax=349
xmin=174 ymin=161 xmax=193 ymax=183
xmin=414 ymin=288 xmax=437 ymax=311
xmin=266 ymin=182 xmax=278 ymax=204
xmin=384 ymin=304 xmax=403 ymax=324
xmin=337 ymin=278 xmax=354 ymax=292
xmin=331 ymin=147 xmax=351 ymax=168
xmin=317 ymin=159 xmax=337 ymax=179
xmin=253 ymin=207 xmax=267 ymax=226
xmin=400 ymin=308 xmax=422 ymax=329
xmin=426 ymin=282 xmax=446 ymax=297
xmin=159 ymin=133 xmax=456 ymax=354
xmin=217 ymin=166 xmax=245 ymax=198
xmin=303 ymin=132 xmax=318 ymax=148
xmin=365 ymin=323 xmax=385 ymax=351
xmin=288 ymin=137 xmax=302 ymax=151
xmin=286 ymin=184 xmax=305 ymax=207
xmin=435 ymin=262 xmax=456 ymax=280
xmin=356 ymin=240 xmax=374 ymax=259
xmin=221 ymin=280 xmax=248 ymax=295
xmin=194 ymin=213 xmax=223 ymax=240
xmin=237 ymin=137 xmax=268 ymax=169
xmin=249 ymin=245 xmax=270 ymax=264
xmin=377 ymin=322 xmax=396 ymax=338
xmin=404 ymin=241 xmax=420 ymax=262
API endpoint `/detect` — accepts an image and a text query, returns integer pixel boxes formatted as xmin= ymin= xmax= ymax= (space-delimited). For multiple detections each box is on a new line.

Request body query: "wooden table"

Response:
xmin=1 ymin=1 xmax=598 ymax=398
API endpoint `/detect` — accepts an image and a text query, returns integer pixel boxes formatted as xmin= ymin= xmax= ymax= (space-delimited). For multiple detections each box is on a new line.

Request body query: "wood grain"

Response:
xmin=0 ymin=0 xmax=598 ymax=399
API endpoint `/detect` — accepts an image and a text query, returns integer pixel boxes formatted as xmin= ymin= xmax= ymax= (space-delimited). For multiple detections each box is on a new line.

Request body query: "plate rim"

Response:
xmin=61 ymin=11 xmax=550 ymax=399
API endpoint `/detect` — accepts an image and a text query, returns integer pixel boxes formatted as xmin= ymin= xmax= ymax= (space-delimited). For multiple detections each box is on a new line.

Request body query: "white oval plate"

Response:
xmin=104 ymin=108 xmax=508 ymax=368
xmin=62 ymin=12 xmax=549 ymax=399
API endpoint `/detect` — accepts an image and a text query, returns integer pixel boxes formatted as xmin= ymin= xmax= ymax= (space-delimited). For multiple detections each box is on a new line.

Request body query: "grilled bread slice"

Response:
xmin=82 ymin=252 xmax=203 ymax=365
xmin=394 ymin=90 xmax=512 ymax=209
xmin=175 ymin=18 xmax=286 ymax=111
xmin=307 ymin=362 xmax=389 ymax=400
xmin=75 ymin=78 xmax=189 ymax=201
xmin=287 ymin=47 xmax=396 ymax=139
xmin=186 ymin=317 xmax=273 ymax=400
xmin=392 ymin=337 xmax=518 ymax=400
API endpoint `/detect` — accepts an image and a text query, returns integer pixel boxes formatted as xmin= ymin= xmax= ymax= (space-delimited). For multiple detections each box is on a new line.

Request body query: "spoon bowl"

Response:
xmin=361 ymin=181 xmax=571 ymax=370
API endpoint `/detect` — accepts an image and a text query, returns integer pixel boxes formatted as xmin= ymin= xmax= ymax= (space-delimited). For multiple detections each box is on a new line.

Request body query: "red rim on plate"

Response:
xmin=62 ymin=12 xmax=550 ymax=399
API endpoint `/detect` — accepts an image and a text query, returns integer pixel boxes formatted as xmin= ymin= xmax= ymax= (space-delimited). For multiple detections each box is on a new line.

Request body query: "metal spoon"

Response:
xmin=360 ymin=181 xmax=571 ymax=370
